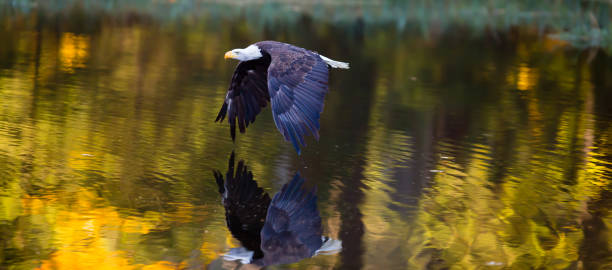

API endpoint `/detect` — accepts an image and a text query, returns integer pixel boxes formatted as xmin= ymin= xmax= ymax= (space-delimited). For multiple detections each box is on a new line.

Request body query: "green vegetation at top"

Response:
xmin=2 ymin=0 xmax=612 ymax=50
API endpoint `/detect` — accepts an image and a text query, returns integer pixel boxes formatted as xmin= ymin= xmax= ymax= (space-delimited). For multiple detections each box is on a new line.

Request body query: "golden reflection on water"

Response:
xmin=16 ymin=188 xmax=233 ymax=269
xmin=59 ymin=33 xmax=89 ymax=73
xmin=516 ymin=64 xmax=536 ymax=91
xmin=345 ymin=26 xmax=612 ymax=269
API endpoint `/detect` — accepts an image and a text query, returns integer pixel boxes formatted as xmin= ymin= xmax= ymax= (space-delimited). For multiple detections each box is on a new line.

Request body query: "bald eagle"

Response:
xmin=217 ymin=41 xmax=349 ymax=154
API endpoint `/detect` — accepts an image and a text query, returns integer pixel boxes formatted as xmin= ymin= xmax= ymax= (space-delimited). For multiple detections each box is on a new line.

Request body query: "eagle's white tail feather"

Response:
xmin=223 ymin=247 xmax=253 ymax=264
xmin=315 ymin=237 xmax=342 ymax=255
xmin=319 ymin=55 xmax=349 ymax=69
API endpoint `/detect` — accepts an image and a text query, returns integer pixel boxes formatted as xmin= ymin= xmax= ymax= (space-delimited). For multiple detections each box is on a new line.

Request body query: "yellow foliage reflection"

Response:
xmin=59 ymin=33 xmax=89 ymax=72
xmin=24 ymin=188 xmax=217 ymax=270
xmin=31 ymin=189 xmax=151 ymax=270
xmin=517 ymin=64 xmax=538 ymax=91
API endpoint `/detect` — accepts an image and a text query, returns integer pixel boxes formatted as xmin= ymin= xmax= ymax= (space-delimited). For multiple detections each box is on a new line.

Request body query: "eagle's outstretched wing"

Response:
xmin=265 ymin=44 xmax=329 ymax=154
xmin=216 ymin=55 xmax=271 ymax=141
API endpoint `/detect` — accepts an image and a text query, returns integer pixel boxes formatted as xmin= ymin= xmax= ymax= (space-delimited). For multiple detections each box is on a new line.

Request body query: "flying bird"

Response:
xmin=217 ymin=41 xmax=349 ymax=154
xmin=211 ymin=152 xmax=341 ymax=267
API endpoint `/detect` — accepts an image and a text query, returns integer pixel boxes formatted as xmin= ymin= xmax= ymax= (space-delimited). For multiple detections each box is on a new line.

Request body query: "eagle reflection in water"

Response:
xmin=209 ymin=152 xmax=341 ymax=269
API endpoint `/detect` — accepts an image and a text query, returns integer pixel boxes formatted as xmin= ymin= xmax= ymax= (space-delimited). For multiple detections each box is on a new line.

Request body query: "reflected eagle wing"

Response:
xmin=213 ymin=152 xmax=271 ymax=258
xmin=216 ymin=55 xmax=271 ymax=141
xmin=267 ymin=48 xmax=329 ymax=154
xmin=260 ymin=173 xmax=322 ymax=261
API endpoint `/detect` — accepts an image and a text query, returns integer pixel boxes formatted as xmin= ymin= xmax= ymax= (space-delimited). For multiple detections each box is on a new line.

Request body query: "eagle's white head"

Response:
xmin=224 ymin=44 xmax=263 ymax=61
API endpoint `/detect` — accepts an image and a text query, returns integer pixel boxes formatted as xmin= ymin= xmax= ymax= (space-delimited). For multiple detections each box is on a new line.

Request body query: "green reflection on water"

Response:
xmin=1 ymin=2 xmax=612 ymax=270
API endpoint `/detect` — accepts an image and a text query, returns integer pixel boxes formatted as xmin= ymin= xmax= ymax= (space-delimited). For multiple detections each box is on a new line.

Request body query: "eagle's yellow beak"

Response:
xmin=224 ymin=51 xmax=237 ymax=60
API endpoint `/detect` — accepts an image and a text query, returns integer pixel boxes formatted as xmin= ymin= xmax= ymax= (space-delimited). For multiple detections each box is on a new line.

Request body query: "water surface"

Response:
xmin=1 ymin=3 xmax=612 ymax=269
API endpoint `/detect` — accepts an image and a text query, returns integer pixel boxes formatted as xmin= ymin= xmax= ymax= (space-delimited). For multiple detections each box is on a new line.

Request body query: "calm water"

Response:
xmin=1 ymin=3 xmax=612 ymax=270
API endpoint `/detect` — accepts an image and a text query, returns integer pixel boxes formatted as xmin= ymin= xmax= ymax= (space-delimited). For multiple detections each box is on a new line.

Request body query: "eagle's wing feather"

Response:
xmin=259 ymin=173 xmax=322 ymax=264
xmin=213 ymin=152 xmax=271 ymax=259
xmin=267 ymin=47 xmax=329 ymax=154
xmin=216 ymin=55 xmax=271 ymax=141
